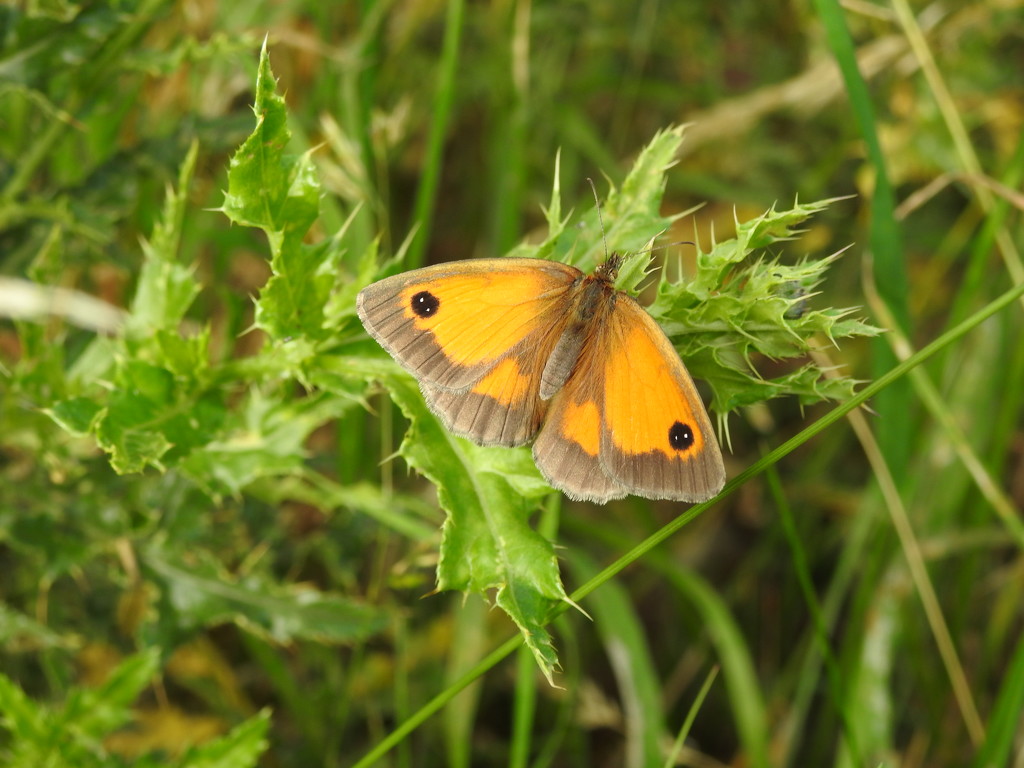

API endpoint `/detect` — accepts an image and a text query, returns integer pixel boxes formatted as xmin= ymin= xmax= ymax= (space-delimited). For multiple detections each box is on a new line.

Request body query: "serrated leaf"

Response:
xmin=126 ymin=140 xmax=201 ymax=336
xmin=573 ymin=127 xmax=683 ymax=276
xmin=47 ymin=396 xmax=102 ymax=435
xmin=153 ymin=327 xmax=211 ymax=381
xmin=178 ymin=389 xmax=348 ymax=497
xmin=506 ymin=127 xmax=682 ymax=277
xmin=0 ymin=668 xmax=46 ymax=741
xmin=220 ymin=42 xmax=334 ymax=341
xmin=59 ymin=649 xmax=161 ymax=747
xmin=324 ymin=236 xmax=382 ymax=330
xmin=254 ymin=234 xmax=343 ymax=340
xmin=143 ymin=547 xmax=388 ymax=644
xmin=0 ymin=650 xmax=160 ymax=768
xmin=88 ymin=648 xmax=162 ymax=716
xmin=221 ymin=42 xmax=312 ymax=234
xmin=0 ymin=603 xmax=76 ymax=652
xmin=178 ymin=709 xmax=270 ymax=768
xmin=378 ymin=369 xmax=571 ymax=682
xmin=92 ymin=361 xmax=177 ymax=473
xmin=646 ymin=198 xmax=878 ymax=416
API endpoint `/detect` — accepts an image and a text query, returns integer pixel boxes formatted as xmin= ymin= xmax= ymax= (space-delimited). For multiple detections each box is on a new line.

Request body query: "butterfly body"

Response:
xmin=357 ymin=256 xmax=725 ymax=503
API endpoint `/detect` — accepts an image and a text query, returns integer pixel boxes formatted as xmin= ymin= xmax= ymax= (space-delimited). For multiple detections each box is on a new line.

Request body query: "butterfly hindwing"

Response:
xmin=532 ymin=297 xmax=630 ymax=502
xmin=423 ymin=321 xmax=569 ymax=445
xmin=532 ymin=386 xmax=630 ymax=503
xmin=533 ymin=288 xmax=724 ymax=502
xmin=598 ymin=296 xmax=725 ymax=501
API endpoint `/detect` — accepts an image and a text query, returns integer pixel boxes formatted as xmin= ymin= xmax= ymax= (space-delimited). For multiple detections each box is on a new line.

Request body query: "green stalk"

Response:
xmin=351 ymin=269 xmax=1024 ymax=768
xmin=406 ymin=0 xmax=466 ymax=269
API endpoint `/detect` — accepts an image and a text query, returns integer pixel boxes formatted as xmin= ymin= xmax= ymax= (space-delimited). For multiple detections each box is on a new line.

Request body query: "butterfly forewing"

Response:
xmin=357 ymin=259 xmax=580 ymax=391
xmin=357 ymin=258 xmax=581 ymax=445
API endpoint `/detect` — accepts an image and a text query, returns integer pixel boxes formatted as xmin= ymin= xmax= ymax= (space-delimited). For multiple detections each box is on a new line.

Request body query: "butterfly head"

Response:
xmin=594 ymin=252 xmax=623 ymax=284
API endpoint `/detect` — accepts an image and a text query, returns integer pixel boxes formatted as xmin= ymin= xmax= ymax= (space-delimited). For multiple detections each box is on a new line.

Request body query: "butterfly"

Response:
xmin=356 ymin=253 xmax=725 ymax=503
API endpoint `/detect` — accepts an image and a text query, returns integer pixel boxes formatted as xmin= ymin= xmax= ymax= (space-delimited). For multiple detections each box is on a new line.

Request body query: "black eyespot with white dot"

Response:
xmin=668 ymin=421 xmax=695 ymax=451
xmin=411 ymin=290 xmax=439 ymax=317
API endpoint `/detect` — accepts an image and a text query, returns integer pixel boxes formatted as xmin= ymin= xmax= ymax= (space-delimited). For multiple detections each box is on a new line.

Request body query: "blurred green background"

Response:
xmin=1 ymin=1 xmax=1023 ymax=767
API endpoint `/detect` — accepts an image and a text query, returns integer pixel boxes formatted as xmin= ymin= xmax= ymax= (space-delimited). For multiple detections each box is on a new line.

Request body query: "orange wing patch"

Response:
xmin=603 ymin=320 xmax=707 ymax=459
xmin=470 ymin=357 xmax=532 ymax=405
xmin=597 ymin=297 xmax=725 ymax=501
xmin=558 ymin=398 xmax=602 ymax=457
xmin=399 ymin=270 xmax=566 ymax=367
xmin=418 ymin=277 xmax=577 ymax=446
xmin=357 ymin=259 xmax=580 ymax=392
xmin=423 ymin=332 xmax=565 ymax=447
xmin=533 ymin=390 xmax=628 ymax=503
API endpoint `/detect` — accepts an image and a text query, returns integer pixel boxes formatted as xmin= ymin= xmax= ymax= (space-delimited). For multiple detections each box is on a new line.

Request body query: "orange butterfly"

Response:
xmin=357 ymin=254 xmax=725 ymax=503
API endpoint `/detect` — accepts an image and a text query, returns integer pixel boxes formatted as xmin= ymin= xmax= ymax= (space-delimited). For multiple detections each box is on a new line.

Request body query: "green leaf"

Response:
xmin=72 ymin=648 xmax=162 ymax=731
xmin=47 ymin=396 xmax=102 ymax=435
xmin=379 ymin=369 xmax=571 ymax=683
xmin=143 ymin=546 xmax=389 ymax=644
xmin=92 ymin=360 xmax=176 ymax=473
xmin=649 ymin=198 xmax=879 ymax=415
xmin=0 ymin=669 xmax=46 ymax=744
xmin=0 ymin=603 xmax=75 ymax=652
xmin=511 ymin=126 xmax=682 ymax=276
xmin=126 ymin=140 xmax=201 ymax=336
xmin=0 ymin=650 xmax=161 ymax=768
xmin=177 ymin=710 xmax=271 ymax=768
xmin=220 ymin=41 xmax=313 ymax=235
xmin=255 ymin=236 xmax=344 ymax=341
xmin=220 ymin=40 xmax=334 ymax=341
xmin=179 ymin=389 xmax=349 ymax=497
xmin=45 ymin=141 xmax=224 ymax=474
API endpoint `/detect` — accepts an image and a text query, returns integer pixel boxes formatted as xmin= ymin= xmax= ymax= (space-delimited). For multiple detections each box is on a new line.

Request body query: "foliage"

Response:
xmin=1 ymin=1 xmax=1022 ymax=767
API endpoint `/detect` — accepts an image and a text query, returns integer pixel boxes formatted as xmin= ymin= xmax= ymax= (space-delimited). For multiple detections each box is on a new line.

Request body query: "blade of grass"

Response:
xmin=942 ymin=130 xmax=1024 ymax=380
xmin=406 ymin=0 xmax=465 ymax=269
xmin=336 ymin=0 xmax=389 ymax=254
xmin=775 ymin=484 xmax=880 ymax=768
xmin=0 ymin=0 xmax=166 ymax=209
xmin=489 ymin=0 xmax=531 ymax=255
xmin=861 ymin=274 xmax=1024 ymax=549
xmin=768 ymin=463 xmax=863 ymax=765
xmin=393 ymin=614 xmax=413 ymax=768
xmin=662 ymin=665 xmax=719 ymax=768
xmin=807 ymin=359 xmax=987 ymax=746
xmin=656 ymin=564 xmax=770 ymax=768
xmin=444 ymin=595 xmax=487 ymax=768
xmin=351 ymin=634 xmax=524 ymax=768
xmin=970 ymin=631 xmax=1024 ymax=768
xmin=568 ymin=550 xmax=666 ymax=768
xmin=509 ymin=645 xmax=539 ymax=768
xmin=891 ymin=0 xmax=1024 ymax=287
xmin=531 ymin=614 xmax=584 ymax=768
xmin=813 ymin=0 xmax=912 ymax=480
xmin=509 ymin=494 xmax=562 ymax=768
xmin=350 ymin=275 xmax=1024 ymax=768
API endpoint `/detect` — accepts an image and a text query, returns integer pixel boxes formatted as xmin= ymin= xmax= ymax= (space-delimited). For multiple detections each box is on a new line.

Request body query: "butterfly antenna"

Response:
xmin=586 ymin=177 xmax=611 ymax=264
